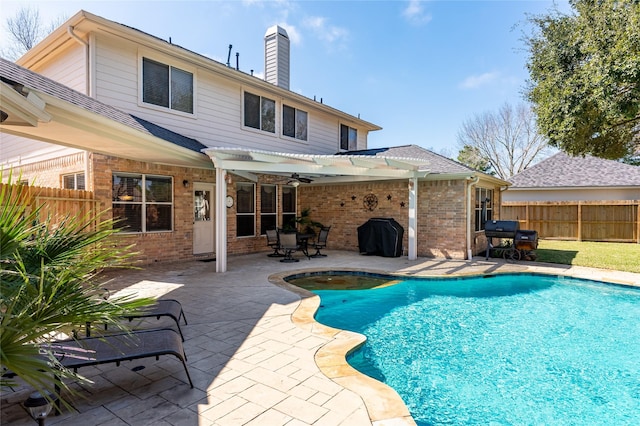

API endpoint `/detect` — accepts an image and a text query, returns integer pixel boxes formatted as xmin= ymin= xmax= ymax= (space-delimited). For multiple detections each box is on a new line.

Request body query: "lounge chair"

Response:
xmin=279 ymin=233 xmax=300 ymax=263
xmin=266 ymin=228 xmax=283 ymax=257
xmin=311 ymin=226 xmax=331 ymax=257
xmin=45 ymin=328 xmax=194 ymax=388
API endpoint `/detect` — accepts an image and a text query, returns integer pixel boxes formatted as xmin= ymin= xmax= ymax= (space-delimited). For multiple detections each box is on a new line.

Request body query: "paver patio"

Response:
xmin=2 ymin=251 xmax=638 ymax=425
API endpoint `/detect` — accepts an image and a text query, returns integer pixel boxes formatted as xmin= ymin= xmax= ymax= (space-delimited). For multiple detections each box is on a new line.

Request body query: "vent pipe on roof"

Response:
xmin=264 ymin=25 xmax=290 ymax=90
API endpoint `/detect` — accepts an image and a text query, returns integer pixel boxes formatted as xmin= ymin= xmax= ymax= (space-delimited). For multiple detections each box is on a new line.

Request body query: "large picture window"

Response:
xmin=236 ymin=182 xmax=255 ymax=237
xmin=340 ymin=124 xmax=357 ymax=151
xmin=282 ymin=186 xmax=297 ymax=230
xmin=142 ymin=57 xmax=193 ymax=113
xmin=260 ymin=184 xmax=277 ymax=235
xmin=282 ymin=105 xmax=308 ymax=141
xmin=475 ymin=187 xmax=494 ymax=232
xmin=244 ymin=91 xmax=275 ymax=133
xmin=112 ymin=173 xmax=173 ymax=232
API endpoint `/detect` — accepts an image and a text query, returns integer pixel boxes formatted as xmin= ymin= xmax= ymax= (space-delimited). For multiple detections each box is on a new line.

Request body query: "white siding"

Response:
xmin=503 ymin=188 xmax=640 ymax=202
xmin=31 ymin=43 xmax=87 ymax=94
xmin=91 ymin=33 xmax=370 ymax=156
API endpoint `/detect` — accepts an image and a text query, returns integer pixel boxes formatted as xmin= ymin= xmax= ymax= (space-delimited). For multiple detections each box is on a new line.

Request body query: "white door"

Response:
xmin=193 ymin=182 xmax=215 ymax=255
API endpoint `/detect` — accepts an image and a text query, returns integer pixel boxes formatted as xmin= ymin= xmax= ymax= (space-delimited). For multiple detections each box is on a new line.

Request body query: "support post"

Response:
xmin=407 ymin=177 xmax=418 ymax=260
xmin=215 ymin=168 xmax=228 ymax=272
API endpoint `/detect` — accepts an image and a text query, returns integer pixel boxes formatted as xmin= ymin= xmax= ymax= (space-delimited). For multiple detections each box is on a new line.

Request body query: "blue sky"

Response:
xmin=1 ymin=0 xmax=569 ymax=157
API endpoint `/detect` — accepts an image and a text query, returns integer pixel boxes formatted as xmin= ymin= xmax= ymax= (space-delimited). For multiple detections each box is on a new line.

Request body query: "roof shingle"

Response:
xmin=508 ymin=152 xmax=640 ymax=188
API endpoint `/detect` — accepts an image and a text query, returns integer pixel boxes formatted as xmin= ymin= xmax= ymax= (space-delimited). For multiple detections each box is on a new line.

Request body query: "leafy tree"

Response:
xmin=525 ymin=0 xmax=640 ymax=159
xmin=457 ymin=144 xmax=494 ymax=175
xmin=0 ymin=177 xmax=153 ymax=409
xmin=457 ymin=103 xmax=550 ymax=180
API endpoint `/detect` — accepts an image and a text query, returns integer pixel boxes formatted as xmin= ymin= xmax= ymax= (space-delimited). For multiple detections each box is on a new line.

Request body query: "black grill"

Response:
xmin=514 ymin=230 xmax=538 ymax=251
xmin=484 ymin=220 xmax=520 ymax=239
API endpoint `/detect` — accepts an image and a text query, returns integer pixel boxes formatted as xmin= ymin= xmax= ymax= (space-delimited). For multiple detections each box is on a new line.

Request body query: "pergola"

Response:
xmin=204 ymin=148 xmax=431 ymax=272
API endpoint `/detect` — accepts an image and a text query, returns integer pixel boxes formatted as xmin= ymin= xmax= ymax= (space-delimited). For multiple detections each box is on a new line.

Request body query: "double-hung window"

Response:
xmin=112 ymin=173 xmax=173 ymax=232
xmin=62 ymin=172 xmax=85 ymax=190
xmin=282 ymin=105 xmax=308 ymax=141
xmin=340 ymin=124 xmax=357 ymax=151
xmin=475 ymin=187 xmax=494 ymax=232
xmin=236 ymin=182 xmax=255 ymax=237
xmin=244 ymin=92 xmax=275 ymax=133
xmin=260 ymin=184 xmax=277 ymax=235
xmin=282 ymin=186 xmax=297 ymax=230
xmin=142 ymin=57 xmax=193 ymax=113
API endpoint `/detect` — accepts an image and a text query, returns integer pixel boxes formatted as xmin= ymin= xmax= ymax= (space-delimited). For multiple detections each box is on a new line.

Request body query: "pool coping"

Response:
xmin=269 ymin=265 xmax=640 ymax=425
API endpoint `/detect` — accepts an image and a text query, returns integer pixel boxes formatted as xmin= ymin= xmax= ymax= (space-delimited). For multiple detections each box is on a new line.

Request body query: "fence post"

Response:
xmin=577 ymin=202 xmax=582 ymax=242
xmin=637 ymin=200 xmax=640 ymax=244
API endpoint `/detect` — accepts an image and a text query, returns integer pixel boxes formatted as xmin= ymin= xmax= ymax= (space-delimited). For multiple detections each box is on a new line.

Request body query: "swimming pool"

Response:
xmin=287 ymin=272 xmax=640 ymax=425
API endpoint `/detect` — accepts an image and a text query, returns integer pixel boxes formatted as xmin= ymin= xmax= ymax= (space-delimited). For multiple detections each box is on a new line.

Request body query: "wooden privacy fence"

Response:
xmin=1 ymin=184 xmax=97 ymax=229
xmin=501 ymin=200 xmax=640 ymax=243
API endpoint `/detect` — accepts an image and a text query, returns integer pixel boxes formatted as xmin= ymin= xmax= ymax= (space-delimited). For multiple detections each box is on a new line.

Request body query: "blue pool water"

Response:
xmin=304 ymin=273 xmax=640 ymax=425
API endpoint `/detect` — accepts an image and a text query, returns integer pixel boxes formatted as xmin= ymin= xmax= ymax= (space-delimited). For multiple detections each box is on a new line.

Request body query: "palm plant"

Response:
xmin=0 ymin=177 xmax=153 ymax=409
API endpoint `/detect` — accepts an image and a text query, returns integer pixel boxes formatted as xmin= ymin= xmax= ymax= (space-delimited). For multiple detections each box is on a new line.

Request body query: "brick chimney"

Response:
xmin=264 ymin=25 xmax=290 ymax=90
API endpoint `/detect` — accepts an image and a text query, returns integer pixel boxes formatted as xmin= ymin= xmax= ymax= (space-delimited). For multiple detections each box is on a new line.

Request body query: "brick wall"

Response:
xmin=7 ymin=152 xmax=86 ymax=188
xmin=92 ymin=153 xmax=217 ymax=264
xmin=298 ymin=179 xmax=471 ymax=259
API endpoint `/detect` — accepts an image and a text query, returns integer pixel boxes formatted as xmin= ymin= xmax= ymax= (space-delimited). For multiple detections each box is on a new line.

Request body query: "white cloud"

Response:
xmin=402 ymin=0 xmax=432 ymax=25
xmin=459 ymin=72 xmax=500 ymax=89
xmin=280 ymin=23 xmax=301 ymax=45
xmin=304 ymin=16 xmax=349 ymax=45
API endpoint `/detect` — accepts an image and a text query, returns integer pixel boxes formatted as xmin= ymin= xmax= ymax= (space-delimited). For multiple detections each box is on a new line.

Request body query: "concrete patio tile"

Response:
xmin=307 ymin=390 xmax=333 ymax=406
xmin=285 ymin=382 xmax=317 ymax=400
xmin=215 ymin=400 xmax=265 ymax=425
xmin=301 ymin=374 xmax=345 ymax=397
xmin=198 ymin=395 xmax=249 ymax=423
xmin=243 ymin=408 xmax=293 ymax=425
xmin=238 ymin=382 xmax=289 ymax=408
xmin=243 ymin=366 xmax=298 ymax=392
xmin=208 ymin=375 xmax=255 ymax=397
xmin=273 ymin=394 xmax=329 ymax=424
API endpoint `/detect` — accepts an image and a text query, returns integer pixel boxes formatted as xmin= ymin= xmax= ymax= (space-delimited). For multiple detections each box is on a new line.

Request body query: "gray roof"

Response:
xmin=338 ymin=144 xmax=474 ymax=175
xmin=0 ymin=57 xmax=207 ymax=153
xmin=508 ymin=152 xmax=640 ymax=188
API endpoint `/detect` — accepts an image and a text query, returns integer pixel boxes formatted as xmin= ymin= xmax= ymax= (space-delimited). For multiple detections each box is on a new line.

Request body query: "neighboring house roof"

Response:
xmin=508 ymin=152 xmax=640 ymax=188
xmin=0 ymin=58 xmax=212 ymax=168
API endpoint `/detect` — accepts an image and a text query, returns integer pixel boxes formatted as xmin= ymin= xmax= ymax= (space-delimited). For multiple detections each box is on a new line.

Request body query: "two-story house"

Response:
xmin=1 ymin=10 xmax=507 ymax=272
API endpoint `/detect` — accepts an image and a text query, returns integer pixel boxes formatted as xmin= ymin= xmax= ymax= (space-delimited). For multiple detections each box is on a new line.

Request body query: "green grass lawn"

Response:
xmin=534 ymin=240 xmax=640 ymax=273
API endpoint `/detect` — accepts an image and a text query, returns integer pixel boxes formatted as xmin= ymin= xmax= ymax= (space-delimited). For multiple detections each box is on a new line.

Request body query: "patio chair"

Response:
xmin=279 ymin=232 xmax=300 ymax=263
xmin=311 ymin=226 xmax=331 ymax=257
xmin=45 ymin=328 xmax=194 ymax=389
xmin=266 ymin=228 xmax=284 ymax=257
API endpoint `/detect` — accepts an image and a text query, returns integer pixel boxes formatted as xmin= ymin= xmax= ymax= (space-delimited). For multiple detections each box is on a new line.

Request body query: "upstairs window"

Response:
xmin=62 ymin=172 xmax=85 ymax=190
xmin=340 ymin=124 xmax=357 ymax=151
xmin=282 ymin=105 xmax=308 ymax=141
xmin=244 ymin=92 xmax=275 ymax=133
xmin=142 ymin=57 xmax=193 ymax=113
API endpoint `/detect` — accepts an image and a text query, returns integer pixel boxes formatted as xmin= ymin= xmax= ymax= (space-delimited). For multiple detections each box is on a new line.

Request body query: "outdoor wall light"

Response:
xmin=24 ymin=391 xmax=54 ymax=425
xmin=351 ymin=195 xmax=357 ymax=201
xmin=340 ymin=202 xmax=345 ymax=207
xmin=226 ymin=173 xmax=233 ymax=184
xmin=182 ymin=179 xmax=189 ymax=188
xmin=387 ymin=194 xmax=392 ymax=201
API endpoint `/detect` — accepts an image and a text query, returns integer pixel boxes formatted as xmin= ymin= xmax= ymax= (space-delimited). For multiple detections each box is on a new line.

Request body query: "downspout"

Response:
xmin=68 ymin=26 xmax=92 ymax=187
xmin=466 ymin=175 xmax=479 ymax=260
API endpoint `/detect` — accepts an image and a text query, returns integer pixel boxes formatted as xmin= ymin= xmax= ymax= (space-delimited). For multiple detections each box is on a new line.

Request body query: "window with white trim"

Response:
xmin=282 ymin=104 xmax=308 ymax=141
xmin=62 ymin=172 xmax=85 ymax=190
xmin=112 ymin=173 xmax=173 ymax=232
xmin=142 ymin=57 xmax=193 ymax=113
xmin=244 ymin=91 xmax=275 ymax=133
xmin=236 ymin=182 xmax=255 ymax=237
xmin=475 ymin=187 xmax=494 ymax=232
xmin=340 ymin=124 xmax=357 ymax=150
xmin=260 ymin=184 xmax=277 ymax=235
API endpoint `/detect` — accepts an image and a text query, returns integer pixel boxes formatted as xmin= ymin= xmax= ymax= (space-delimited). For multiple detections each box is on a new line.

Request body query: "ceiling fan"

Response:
xmin=287 ymin=173 xmax=313 ymax=186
